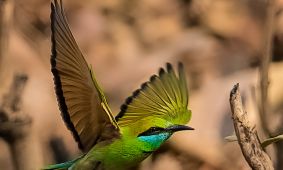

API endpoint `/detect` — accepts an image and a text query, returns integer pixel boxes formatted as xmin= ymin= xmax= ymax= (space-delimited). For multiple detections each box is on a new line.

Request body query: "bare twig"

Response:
xmin=261 ymin=135 xmax=283 ymax=148
xmin=229 ymin=83 xmax=274 ymax=170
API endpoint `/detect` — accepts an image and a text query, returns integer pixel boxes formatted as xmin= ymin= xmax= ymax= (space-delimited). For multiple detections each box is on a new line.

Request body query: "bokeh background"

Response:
xmin=1 ymin=0 xmax=283 ymax=169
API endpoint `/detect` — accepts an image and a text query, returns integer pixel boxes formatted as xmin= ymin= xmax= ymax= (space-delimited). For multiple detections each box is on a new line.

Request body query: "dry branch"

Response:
xmin=258 ymin=0 xmax=275 ymax=137
xmin=229 ymin=83 xmax=274 ymax=170
xmin=0 ymin=74 xmax=30 ymax=141
xmin=0 ymin=74 xmax=43 ymax=170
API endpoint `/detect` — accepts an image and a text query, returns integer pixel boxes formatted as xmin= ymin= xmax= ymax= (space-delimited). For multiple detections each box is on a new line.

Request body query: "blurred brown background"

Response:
xmin=1 ymin=0 xmax=283 ymax=169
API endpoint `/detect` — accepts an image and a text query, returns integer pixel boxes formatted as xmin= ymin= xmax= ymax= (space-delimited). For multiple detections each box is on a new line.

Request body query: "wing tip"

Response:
xmin=50 ymin=0 xmax=84 ymax=151
xmin=125 ymin=96 xmax=134 ymax=104
xmin=159 ymin=68 xmax=165 ymax=76
xmin=121 ymin=104 xmax=128 ymax=112
xmin=116 ymin=62 xmax=189 ymax=124
xmin=133 ymin=89 xmax=141 ymax=97
xmin=115 ymin=89 xmax=140 ymax=121
xmin=159 ymin=62 xmax=175 ymax=76
xmin=116 ymin=105 xmax=127 ymax=121
xmin=150 ymin=74 xmax=157 ymax=82
xmin=166 ymin=63 xmax=173 ymax=72
xmin=51 ymin=0 xmax=62 ymax=9
xmin=50 ymin=0 xmax=56 ymax=61
xmin=116 ymin=63 xmax=173 ymax=122
xmin=141 ymin=82 xmax=148 ymax=90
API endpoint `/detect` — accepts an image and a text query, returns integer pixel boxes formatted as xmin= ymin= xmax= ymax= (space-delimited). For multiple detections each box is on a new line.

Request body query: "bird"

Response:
xmin=43 ymin=0 xmax=193 ymax=169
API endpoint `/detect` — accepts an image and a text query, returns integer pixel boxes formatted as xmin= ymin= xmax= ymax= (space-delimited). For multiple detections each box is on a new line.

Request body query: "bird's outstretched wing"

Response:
xmin=116 ymin=63 xmax=191 ymax=136
xmin=51 ymin=0 xmax=119 ymax=152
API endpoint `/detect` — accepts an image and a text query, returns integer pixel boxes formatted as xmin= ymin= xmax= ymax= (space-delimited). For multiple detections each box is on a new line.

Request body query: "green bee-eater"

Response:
xmin=43 ymin=0 xmax=193 ymax=169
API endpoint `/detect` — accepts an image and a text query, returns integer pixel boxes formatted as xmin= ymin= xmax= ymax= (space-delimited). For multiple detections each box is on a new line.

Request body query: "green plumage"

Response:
xmin=116 ymin=63 xmax=191 ymax=136
xmin=44 ymin=0 xmax=193 ymax=170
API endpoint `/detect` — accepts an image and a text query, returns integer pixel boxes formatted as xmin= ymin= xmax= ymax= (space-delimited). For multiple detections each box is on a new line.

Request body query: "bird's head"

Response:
xmin=137 ymin=124 xmax=194 ymax=151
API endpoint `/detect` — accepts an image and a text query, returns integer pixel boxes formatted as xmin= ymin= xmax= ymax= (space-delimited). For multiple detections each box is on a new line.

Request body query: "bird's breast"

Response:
xmin=99 ymin=136 xmax=154 ymax=170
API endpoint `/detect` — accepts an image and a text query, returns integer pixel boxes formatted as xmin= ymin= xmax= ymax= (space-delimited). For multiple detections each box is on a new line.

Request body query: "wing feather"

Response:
xmin=116 ymin=63 xmax=191 ymax=136
xmin=51 ymin=0 xmax=119 ymax=152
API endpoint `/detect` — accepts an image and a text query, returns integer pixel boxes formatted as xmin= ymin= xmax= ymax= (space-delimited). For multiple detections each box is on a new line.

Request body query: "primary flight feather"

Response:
xmin=44 ymin=0 xmax=193 ymax=169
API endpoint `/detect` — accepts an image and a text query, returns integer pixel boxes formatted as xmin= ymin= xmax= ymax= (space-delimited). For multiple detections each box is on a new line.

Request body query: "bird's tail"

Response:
xmin=42 ymin=162 xmax=72 ymax=170
xmin=42 ymin=158 xmax=79 ymax=170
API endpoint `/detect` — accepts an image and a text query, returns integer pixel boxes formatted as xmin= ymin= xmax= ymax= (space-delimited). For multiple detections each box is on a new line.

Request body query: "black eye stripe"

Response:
xmin=149 ymin=127 xmax=164 ymax=132
xmin=138 ymin=127 xmax=165 ymax=137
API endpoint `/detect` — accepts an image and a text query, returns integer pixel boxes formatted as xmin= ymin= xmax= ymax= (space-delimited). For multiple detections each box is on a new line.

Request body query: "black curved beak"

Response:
xmin=166 ymin=125 xmax=194 ymax=132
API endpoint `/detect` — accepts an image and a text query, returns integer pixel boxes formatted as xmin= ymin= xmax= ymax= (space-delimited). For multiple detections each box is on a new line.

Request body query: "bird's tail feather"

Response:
xmin=42 ymin=157 xmax=79 ymax=170
xmin=42 ymin=161 xmax=72 ymax=170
